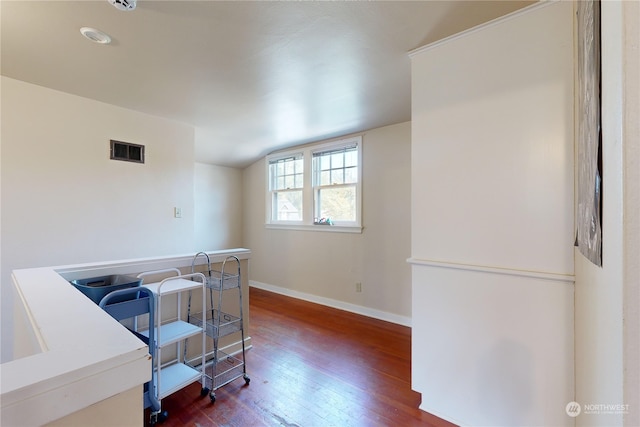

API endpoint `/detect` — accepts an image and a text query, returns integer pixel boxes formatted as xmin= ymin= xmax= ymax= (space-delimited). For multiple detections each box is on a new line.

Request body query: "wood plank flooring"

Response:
xmin=151 ymin=287 xmax=456 ymax=427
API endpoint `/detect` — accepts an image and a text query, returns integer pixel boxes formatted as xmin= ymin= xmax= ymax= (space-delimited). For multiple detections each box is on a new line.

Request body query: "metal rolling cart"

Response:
xmin=187 ymin=252 xmax=250 ymax=403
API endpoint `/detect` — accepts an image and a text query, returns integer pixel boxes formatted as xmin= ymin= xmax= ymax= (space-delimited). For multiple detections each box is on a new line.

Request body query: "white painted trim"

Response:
xmin=249 ymin=280 xmax=411 ymax=327
xmin=408 ymin=1 xmax=557 ymax=57
xmin=265 ymin=224 xmax=363 ymax=234
xmin=418 ymin=402 xmax=466 ymax=427
xmin=218 ymin=337 xmax=252 ymax=357
xmin=55 ymin=248 xmax=251 ymax=281
xmin=407 ymin=257 xmax=575 ymax=284
xmin=187 ymin=337 xmax=252 ymax=367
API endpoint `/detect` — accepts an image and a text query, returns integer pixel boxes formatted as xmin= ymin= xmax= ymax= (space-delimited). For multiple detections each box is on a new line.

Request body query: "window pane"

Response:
xmin=316 ymin=186 xmax=356 ymax=222
xmin=284 ymin=175 xmax=294 ymax=189
xmin=331 ymin=169 xmax=344 ymax=185
xmin=321 ymin=155 xmax=331 ymax=171
xmin=295 ymin=174 xmax=304 ymax=188
xmin=316 ymin=187 xmax=356 ymax=221
xmin=331 ymin=152 xmax=344 ymax=169
xmin=312 ymin=158 xmax=320 ymax=186
xmin=344 ymin=166 xmax=357 ymax=184
xmin=274 ymin=190 xmax=302 ymax=221
xmin=345 ymin=150 xmax=357 ymax=167
xmin=270 ymin=156 xmax=303 ymax=190
xmin=284 ymin=160 xmax=294 ymax=175
xmin=321 ymin=170 xmax=331 ymax=186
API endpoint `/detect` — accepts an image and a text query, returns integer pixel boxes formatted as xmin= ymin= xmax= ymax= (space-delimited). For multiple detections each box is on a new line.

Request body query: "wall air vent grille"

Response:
xmin=110 ymin=140 xmax=145 ymax=164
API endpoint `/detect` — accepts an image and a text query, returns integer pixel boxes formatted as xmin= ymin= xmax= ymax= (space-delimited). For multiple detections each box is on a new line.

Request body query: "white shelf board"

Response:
xmin=143 ymin=278 xmax=203 ymax=295
xmin=140 ymin=321 xmax=202 ymax=347
xmin=155 ymin=363 xmax=202 ymax=399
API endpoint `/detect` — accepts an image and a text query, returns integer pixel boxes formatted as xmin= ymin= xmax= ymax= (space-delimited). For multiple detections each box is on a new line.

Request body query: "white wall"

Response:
xmin=1 ymin=77 xmax=196 ymax=361
xmin=194 ymin=162 xmax=243 ymax=250
xmin=622 ymin=3 xmax=640 ymax=425
xmin=243 ymin=122 xmax=412 ymax=324
xmin=575 ymin=1 xmax=640 ymax=426
xmin=410 ymin=2 xmax=575 ymax=425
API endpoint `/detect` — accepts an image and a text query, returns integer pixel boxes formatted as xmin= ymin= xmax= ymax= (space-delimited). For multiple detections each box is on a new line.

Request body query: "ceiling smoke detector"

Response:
xmin=108 ymin=0 xmax=136 ymax=11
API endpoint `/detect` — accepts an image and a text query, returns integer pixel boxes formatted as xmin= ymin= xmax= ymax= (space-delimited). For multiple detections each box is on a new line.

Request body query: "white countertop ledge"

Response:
xmin=0 ymin=248 xmax=251 ymax=426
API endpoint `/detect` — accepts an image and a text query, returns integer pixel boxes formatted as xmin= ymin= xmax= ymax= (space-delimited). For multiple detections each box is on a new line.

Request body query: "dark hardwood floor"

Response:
xmin=152 ymin=287 xmax=456 ymax=427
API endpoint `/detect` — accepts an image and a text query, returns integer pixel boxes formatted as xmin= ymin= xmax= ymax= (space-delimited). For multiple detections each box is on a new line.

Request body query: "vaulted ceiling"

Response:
xmin=1 ymin=1 xmax=533 ymax=167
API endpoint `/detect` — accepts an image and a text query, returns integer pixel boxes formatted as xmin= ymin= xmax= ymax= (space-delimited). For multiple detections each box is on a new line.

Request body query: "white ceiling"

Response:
xmin=1 ymin=1 xmax=532 ymax=168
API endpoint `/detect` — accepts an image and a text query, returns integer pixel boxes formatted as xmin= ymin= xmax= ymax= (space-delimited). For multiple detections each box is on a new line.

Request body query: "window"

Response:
xmin=268 ymin=154 xmax=304 ymax=222
xmin=266 ymin=136 xmax=362 ymax=232
xmin=313 ymin=144 xmax=358 ymax=225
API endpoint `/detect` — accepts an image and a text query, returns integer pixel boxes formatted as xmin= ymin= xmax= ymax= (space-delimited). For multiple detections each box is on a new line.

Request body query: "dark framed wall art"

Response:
xmin=576 ymin=0 xmax=603 ymax=267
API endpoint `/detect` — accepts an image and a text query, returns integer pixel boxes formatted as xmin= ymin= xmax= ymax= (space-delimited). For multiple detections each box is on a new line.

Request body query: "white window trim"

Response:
xmin=265 ymin=223 xmax=363 ymax=233
xmin=266 ymin=152 xmax=305 ymax=226
xmin=265 ymin=136 xmax=363 ymax=233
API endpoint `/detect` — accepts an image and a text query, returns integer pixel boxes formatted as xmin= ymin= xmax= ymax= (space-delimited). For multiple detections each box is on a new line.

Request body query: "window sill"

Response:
xmin=265 ymin=223 xmax=363 ymax=234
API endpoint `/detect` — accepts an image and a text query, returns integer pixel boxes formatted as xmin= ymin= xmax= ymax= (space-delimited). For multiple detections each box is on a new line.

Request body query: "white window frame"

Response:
xmin=266 ymin=152 xmax=305 ymax=225
xmin=265 ymin=136 xmax=362 ymax=233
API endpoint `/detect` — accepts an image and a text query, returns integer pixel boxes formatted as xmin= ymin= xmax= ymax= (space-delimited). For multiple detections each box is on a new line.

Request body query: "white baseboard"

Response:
xmin=249 ymin=280 xmax=412 ymax=327
xmin=418 ymin=402 xmax=466 ymax=427
xmin=218 ymin=337 xmax=252 ymax=356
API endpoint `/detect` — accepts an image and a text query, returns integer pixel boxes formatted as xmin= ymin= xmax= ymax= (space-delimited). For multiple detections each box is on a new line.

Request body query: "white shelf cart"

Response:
xmin=137 ymin=269 xmax=209 ymax=423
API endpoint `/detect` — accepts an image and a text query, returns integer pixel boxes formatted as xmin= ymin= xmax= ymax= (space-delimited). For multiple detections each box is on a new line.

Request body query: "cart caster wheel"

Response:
xmin=244 ymin=375 xmax=251 ymax=385
xmin=200 ymin=387 xmax=210 ymax=397
xmin=150 ymin=410 xmax=168 ymax=426
xmin=209 ymin=392 xmax=216 ymax=403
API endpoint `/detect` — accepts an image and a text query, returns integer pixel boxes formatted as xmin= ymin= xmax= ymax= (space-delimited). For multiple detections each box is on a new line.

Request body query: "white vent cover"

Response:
xmin=109 ymin=0 xmax=136 ymax=11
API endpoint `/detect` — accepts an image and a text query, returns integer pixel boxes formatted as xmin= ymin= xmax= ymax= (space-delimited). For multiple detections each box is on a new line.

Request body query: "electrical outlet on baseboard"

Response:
xmin=355 ymin=282 xmax=362 ymax=293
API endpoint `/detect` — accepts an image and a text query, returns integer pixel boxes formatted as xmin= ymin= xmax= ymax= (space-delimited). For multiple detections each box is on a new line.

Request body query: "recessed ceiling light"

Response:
xmin=80 ymin=27 xmax=112 ymax=45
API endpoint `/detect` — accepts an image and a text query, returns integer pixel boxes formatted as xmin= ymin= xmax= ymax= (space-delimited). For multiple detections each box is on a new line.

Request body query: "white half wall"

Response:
xmin=243 ymin=122 xmax=412 ymax=321
xmin=411 ymin=264 xmax=574 ymax=426
xmin=410 ymin=2 xmax=575 ymax=425
xmin=1 ymin=77 xmax=196 ymax=361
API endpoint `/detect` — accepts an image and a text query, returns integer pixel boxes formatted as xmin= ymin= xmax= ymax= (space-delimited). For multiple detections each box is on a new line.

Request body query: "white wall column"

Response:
xmin=409 ymin=2 xmax=575 ymax=425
